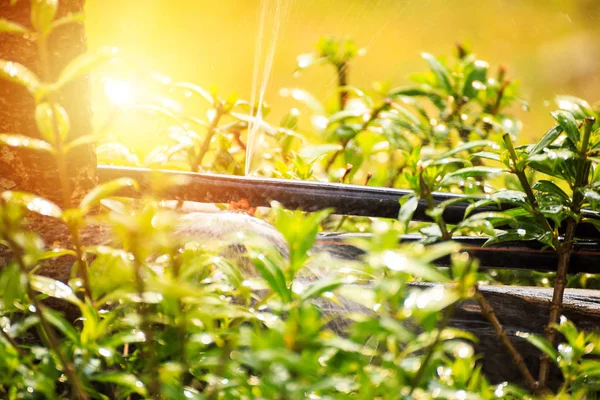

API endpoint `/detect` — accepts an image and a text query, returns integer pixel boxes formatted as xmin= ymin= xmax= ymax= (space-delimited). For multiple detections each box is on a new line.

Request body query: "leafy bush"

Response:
xmin=0 ymin=2 xmax=599 ymax=399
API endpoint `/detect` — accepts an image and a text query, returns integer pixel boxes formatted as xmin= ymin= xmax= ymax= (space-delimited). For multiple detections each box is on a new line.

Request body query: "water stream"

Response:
xmin=246 ymin=0 xmax=292 ymax=175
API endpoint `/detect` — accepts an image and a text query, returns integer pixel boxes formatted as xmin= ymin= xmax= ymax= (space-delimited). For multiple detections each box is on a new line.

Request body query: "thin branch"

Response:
xmin=538 ymin=116 xmax=595 ymax=387
xmin=475 ymin=288 xmax=538 ymax=391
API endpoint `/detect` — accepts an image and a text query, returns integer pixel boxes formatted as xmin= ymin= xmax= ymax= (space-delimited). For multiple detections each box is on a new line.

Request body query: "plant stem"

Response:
xmin=337 ymin=62 xmax=349 ymax=110
xmin=409 ymin=303 xmax=455 ymax=393
xmin=538 ymin=116 xmax=595 ymax=387
xmin=503 ymin=134 xmax=557 ymax=245
xmin=37 ymin=33 xmax=72 ymax=209
xmin=325 ymin=100 xmax=390 ymax=173
xmin=132 ymin=247 xmax=162 ymax=398
xmin=0 ymin=324 xmax=28 ymax=359
xmin=68 ymin=225 xmax=93 ymax=300
xmin=420 ymin=173 xmax=451 ymax=241
xmin=4 ymin=236 xmax=88 ymax=399
xmin=195 ymin=105 xmax=224 ymax=171
xmin=475 ymin=288 xmax=538 ymax=391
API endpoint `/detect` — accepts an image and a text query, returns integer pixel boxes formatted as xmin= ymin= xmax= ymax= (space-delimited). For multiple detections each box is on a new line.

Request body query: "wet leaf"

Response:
xmin=532 ymin=180 xmax=570 ymax=203
xmin=300 ymin=277 xmax=344 ymax=302
xmin=171 ymin=81 xmax=214 ymax=104
xmin=31 ymin=0 xmax=58 ymax=33
xmin=436 ymin=140 xmax=498 ymax=160
xmin=0 ymin=60 xmax=40 ymax=95
xmin=0 ymin=133 xmax=54 ymax=153
xmin=30 ymin=275 xmax=82 ymax=306
xmin=92 ymin=372 xmax=148 ymax=397
xmin=517 ymin=332 xmax=558 ymax=362
xmin=470 ymin=151 xmax=501 ymax=162
xmin=35 ymin=102 xmax=70 ymax=144
xmin=248 ymin=248 xmax=291 ymax=303
xmin=0 ymin=18 xmax=30 ymax=34
xmin=441 ymin=167 xmax=505 ymax=185
xmin=79 ymin=178 xmax=138 ymax=213
xmin=398 ymin=195 xmax=418 ymax=233
xmin=529 ymin=125 xmax=563 ymax=156
xmin=1 ymin=191 xmax=62 ymax=218
xmin=422 ymin=52 xmax=453 ymax=93
xmin=380 ymin=250 xmax=449 ymax=282
xmin=552 ymin=110 xmax=580 ymax=145
xmin=463 ymin=60 xmax=488 ymax=99
xmin=42 ymin=307 xmax=79 ymax=343
xmin=298 ymin=144 xmax=343 ymax=159
xmin=49 ymin=12 xmax=84 ymax=31
xmin=556 ymin=95 xmax=596 ymax=119
xmin=64 ymin=134 xmax=97 ymax=154
xmin=54 ymin=47 xmax=119 ymax=91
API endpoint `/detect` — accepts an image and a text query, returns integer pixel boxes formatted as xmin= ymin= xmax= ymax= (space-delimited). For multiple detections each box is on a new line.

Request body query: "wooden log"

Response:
xmin=0 ymin=0 xmax=96 ymax=207
xmin=450 ymin=285 xmax=600 ymax=388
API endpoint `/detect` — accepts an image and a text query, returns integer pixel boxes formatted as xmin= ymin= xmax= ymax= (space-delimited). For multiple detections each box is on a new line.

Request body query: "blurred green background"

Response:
xmin=85 ymin=0 xmax=600 ymax=152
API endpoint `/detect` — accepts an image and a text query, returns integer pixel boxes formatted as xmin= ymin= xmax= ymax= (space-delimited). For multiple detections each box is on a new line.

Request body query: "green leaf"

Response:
xmin=463 ymin=60 xmax=488 ymax=99
xmin=64 ymin=134 xmax=96 ymax=154
xmin=398 ymin=195 xmax=419 ymax=233
xmin=171 ymin=81 xmax=214 ymax=104
xmin=42 ymin=307 xmax=79 ymax=343
xmin=0 ymin=133 xmax=54 ymax=153
xmin=35 ymin=102 xmax=70 ymax=144
xmin=532 ymin=180 xmax=570 ymax=203
xmin=470 ymin=151 xmax=501 ymax=162
xmin=327 ymin=109 xmax=364 ymax=125
xmin=248 ymin=248 xmax=291 ymax=303
xmin=53 ymin=47 xmax=119 ymax=91
xmin=300 ymin=277 xmax=344 ymax=302
xmin=556 ymin=95 xmax=596 ymax=119
xmin=49 ymin=12 xmax=84 ymax=31
xmin=279 ymin=88 xmax=325 ymax=115
xmin=380 ymin=250 xmax=449 ymax=282
xmin=517 ymin=332 xmax=558 ymax=362
xmin=553 ymin=317 xmax=579 ymax=346
xmin=79 ymin=178 xmax=138 ymax=213
xmin=1 ymin=191 xmax=62 ymax=218
xmin=0 ymin=18 xmax=30 ymax=34
xmin=465 ymin=190 xmax=528 ymax=217
xmin=334 ymin=124 xmax=359 ymax=140
xmin=92 ymin=372 xmax=148 ymax=397
xmin=0 ymin=263 xmax=27 ymax=312
xmin=0 ymin=60 xmax=40 ymax=95
xmin=30 ymin=0 xmax=58 ymax=33
xmin=272 ymin=205 xmax=332 ymax=273
xmin=422 ymin=52 xmax=453 ymax=93
xmin=529 ymin=125 xmax=563 ymax=156
xmin=298 ymin=144 xmax=343 ymax=159
xmin=441 ymin=167 xmax=505 ymax=185
xmin=30 ymin=275 xmax=82 ymax=305
xmin=435 ymin=140 xmax=498 ymax=160
xmin=552 ymin=110 xmax=580 ymax=145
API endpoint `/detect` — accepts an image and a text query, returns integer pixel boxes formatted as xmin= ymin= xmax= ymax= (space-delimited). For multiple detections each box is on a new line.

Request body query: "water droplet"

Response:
xmin=471 ymin=80 xmax=486 ymax=91
xmin=200 ymin=333 xmax=213 ymax=345
xmin=474 ymin=60 xmax=489 ymax=68
xmin=98 ymin=347 xmax=112 ymax=357
xmin=311 ymin=115 xmax=328 ymax=130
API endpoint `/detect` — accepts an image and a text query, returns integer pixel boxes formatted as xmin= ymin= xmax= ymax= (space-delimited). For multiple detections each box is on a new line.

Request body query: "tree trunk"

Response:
xmin=0 ymin=0 xmax=96 ymax=206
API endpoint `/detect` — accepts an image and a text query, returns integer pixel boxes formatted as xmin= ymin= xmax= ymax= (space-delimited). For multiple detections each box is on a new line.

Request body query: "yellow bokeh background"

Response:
xmin=85 ymin=0 xmax=600 ymax=153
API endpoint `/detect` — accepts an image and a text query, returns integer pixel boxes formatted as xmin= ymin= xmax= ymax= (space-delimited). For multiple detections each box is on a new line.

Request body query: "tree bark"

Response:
xmin=0 ymin=0 xmax=96 ymax=206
